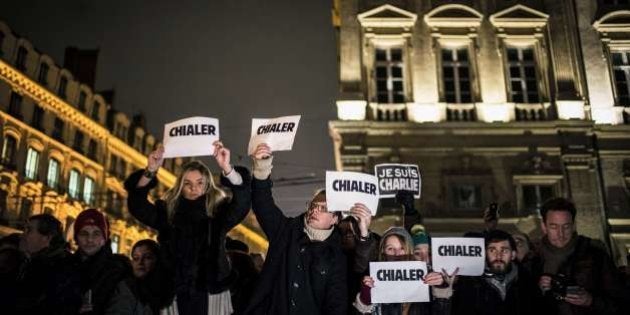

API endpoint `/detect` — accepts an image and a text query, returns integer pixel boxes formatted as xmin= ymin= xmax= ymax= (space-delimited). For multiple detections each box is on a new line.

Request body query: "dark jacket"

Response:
xmin=346 ymin=233 xmax=379 ymax=315
xmin=227 ymin=250 xmax=259 ymax=315
xmin=12 ymin=245 xmax=81 ymax=315
xmin=244 ymin=176 xmax=348 ymax=315
xmin=452 ymin=265 xmax=542 ymax=315
xmin=70 ymin=246 xmax=133 ymax=315
xmin=363 ymin=299 xmax=451 ymax=315
xmin=532 ymin=235 xmax=628 ymax=315
xmin=124 ymin=166 xmax=251 ymax=298
xmin=125 ymin=262 xmax=176 ymax=314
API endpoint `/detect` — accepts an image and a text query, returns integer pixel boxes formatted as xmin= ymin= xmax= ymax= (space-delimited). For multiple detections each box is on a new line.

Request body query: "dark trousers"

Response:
xmin=176 ymin=289 xmax=208 ymax=315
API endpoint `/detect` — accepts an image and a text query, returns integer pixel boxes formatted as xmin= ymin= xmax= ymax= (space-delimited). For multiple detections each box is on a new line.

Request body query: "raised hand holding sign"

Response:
xmin=162 ymin=116 xmax=220 ymax=158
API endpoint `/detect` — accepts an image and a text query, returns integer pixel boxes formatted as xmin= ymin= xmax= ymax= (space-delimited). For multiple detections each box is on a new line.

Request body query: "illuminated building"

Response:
xmin=329 ymin=0 xmax=630 ymax=265
xmin=0 ymin=21 xmax=267 ymax=255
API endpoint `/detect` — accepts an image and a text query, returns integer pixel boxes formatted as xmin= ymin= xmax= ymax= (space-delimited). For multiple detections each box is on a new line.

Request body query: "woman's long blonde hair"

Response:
xmin=162 ymin=160 xmax=226 ymax=222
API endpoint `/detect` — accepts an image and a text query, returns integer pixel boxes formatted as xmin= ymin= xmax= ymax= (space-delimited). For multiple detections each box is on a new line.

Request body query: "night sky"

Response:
xmin=2 ymin=0 xmax=338 ymax=215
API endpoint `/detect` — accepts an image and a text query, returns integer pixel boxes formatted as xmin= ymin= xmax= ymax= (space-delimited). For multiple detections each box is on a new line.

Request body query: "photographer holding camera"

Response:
xmin=533 ymin=198 xmax=627 ymax=315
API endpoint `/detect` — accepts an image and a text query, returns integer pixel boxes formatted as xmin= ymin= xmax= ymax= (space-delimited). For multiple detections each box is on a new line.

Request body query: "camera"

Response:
xmin=547 ymin=274 xmax=579 ymax=300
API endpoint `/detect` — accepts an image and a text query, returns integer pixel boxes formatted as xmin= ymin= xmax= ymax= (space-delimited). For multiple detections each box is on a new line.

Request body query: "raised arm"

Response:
xmin=124 ymin=169 xmax=163 ymax=230
xmin=124 ymin=146 xmax=166 ymax=230
xmin=216 ymin=165 xmax=252 ymax=230
xmin=250 ymin=143 xmax=288 ymax=241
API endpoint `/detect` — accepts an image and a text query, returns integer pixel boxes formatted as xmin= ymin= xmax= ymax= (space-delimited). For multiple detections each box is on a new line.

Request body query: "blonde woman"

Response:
xmin=124 ymin=141 xmax=251 ymax=315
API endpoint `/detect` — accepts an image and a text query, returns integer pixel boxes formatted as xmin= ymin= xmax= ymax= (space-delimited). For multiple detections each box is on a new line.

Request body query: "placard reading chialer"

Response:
xmin=162 ymin=117 xmax=219 ymax=158
xmin=431 ymin=237 xmax=486 ymax=276
xmin=369 ymin=261 xmax=430 ymax=304
xmin=247 ymin=115 xmax=301 ymax=155
xmin=374 ymin=163 xmax=422 ymax=198
xmin=325 ymin=171 xmax=379 ymax=215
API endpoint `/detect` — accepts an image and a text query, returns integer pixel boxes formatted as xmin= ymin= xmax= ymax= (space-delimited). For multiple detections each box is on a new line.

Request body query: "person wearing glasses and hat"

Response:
xmin=244 ymin=143 xmax=369 ymax=315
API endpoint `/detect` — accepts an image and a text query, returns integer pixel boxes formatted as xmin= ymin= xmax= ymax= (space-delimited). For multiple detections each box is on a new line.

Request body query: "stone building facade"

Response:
xmin=0 ymin=20 xmax=267 ymax=255
xmin=329 ymin=0 xmax=630 ymax=265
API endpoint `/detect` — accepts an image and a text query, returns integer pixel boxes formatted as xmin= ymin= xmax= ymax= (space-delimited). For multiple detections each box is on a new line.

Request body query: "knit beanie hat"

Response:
xmin=74 ymin=209 xmax=109 ymax=240
xmin=411 ymin=224 xmax=430 ymax=246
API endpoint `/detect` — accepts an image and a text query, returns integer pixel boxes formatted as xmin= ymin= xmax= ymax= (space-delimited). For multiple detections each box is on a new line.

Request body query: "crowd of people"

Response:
xmin=0 ymin=141 xmax=629 ymax=315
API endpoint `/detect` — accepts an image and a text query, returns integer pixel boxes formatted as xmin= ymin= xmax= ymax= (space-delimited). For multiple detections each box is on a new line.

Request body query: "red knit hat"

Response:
xmin=74 ymin=209 xmax=109 ymax=240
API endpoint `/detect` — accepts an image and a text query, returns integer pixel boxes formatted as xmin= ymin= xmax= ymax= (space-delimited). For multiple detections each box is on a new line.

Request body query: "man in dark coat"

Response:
xmin=533 ymin=197 xmax=628 ymax=315
xmin=244 ymin=144 xmax=348 ymax=315
xmin=11 ymin=214 xmax=80 ymax=315
xmin=452 ymin=229 xmax=542 ymax=315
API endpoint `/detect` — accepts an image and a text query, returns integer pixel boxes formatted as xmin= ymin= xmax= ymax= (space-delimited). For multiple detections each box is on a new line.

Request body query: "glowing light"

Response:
xmin=477 ymin=103 xmax=512 ymax=122
xmin=592 ymin=108 xmax=622 ymax=125
xmin=336 ymin=100 xmax=367 ymax=120
xmin=407 ymin=103 xmax=444 ymax=122
xmin=556 ymin=101 xmax=585 ymax=120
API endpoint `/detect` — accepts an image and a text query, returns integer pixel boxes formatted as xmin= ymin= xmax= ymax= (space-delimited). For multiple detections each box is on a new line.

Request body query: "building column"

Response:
xmin=563 ymin=154 xmax=608 ymax=243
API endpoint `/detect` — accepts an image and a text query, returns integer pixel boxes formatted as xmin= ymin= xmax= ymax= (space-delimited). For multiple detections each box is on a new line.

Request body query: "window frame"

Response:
xmin=439 ymin=44 xmax=476 ymax=104
xmin=32 ymin=105 xmax=44 ymax=131
xmin=504 ymin=45 xmax=542 ymax=104
xmin=513 ymin=174 xmax=563 ymax=216
xmin=1 ymin=135 xmax=17 ymax=166
xmin=8 ymin=91 xmax=23 ymax=118
xmin=58 ymin=76 xmax=68 ymax=99
xmin=607 ymin=48 xmax=630 ymax=107
xmin=373 ymin=46 xmax=407 ymax=104
xmin=68 ymin=168 xmax=81 ymax=199
xmin=83 ymin=176 xmax=95 ymax=205
xmin=24 ymin=147 xmax=40 ymax=180
xmin=16 ymin=46 xmax=28 ymax=71
xmin=47 ymin=158 xmax=60 ymax=189
xmin=38 ymin=62 xmax=49 ymax=85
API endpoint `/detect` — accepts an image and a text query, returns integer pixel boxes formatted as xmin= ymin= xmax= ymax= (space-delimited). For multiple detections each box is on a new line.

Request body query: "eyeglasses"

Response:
xmin=307 ymin=202 xmax=328 ymax=213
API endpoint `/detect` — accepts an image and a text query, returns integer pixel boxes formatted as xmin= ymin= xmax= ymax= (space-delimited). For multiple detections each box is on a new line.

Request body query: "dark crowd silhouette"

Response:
xmin=1 ymin=142 xmax=628 ymax=315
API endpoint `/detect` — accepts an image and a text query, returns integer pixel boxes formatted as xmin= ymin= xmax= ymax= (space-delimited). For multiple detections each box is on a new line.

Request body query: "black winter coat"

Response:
xmin=366 ymin=299 xmax=451 ymax=315
xmin=70 ymin=246 xmax=133 ymax=315
xmin=244 ymin=177 xmax=348 ymax=315
xmin=451 ymin=265 xmax=542 ymax=315
xmin=12 ymin=246 xmax=81 ymax=315
xmin=532 ymin=235 xmax=628 ymax=315
xmin=124 ymin=166 xmax=252 ymax=295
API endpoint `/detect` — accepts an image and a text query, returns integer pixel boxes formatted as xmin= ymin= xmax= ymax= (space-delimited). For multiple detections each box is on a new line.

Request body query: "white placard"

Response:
xmin=369 ymin=261 xmax=430 ymax=304
xmin=431 ymin=237 xmax=486 ymax=276
xmin=162 ymin=117 xmax=219 ymax=158
xmin=247 ymin=115 xmax=301 ymax=155
xmin=374 ymin=163 xmax=422 ymax=198
xmin=325 ymin=171 xmax=379 ymax=215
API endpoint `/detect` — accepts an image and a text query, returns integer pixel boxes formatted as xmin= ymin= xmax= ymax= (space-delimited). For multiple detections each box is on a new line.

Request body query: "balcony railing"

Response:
xmin=446 ymin=104 xmax=477 ymax=122
xmin=370 ymin=103 xmax=407 ymax=121
xmin=515 ymin=103 xmax=549 ymax=121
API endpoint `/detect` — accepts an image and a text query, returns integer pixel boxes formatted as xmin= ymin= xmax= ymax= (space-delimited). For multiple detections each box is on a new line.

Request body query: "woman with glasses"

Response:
xmin=243 ymin=143 xmax=357 ymax=315
xmin=124 ymin=141 xmax=251 ymax=315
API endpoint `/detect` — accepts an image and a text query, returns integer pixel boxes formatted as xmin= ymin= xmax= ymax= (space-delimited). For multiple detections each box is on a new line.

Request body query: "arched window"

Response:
xmin=83 ymin=176 xmax=95 ymax=205
xmin=47 ymin=158 xmax=60 ymax=189
xmin=16 ymin=46 xmax=27 ymax=71
xmin=68 ymin=168 xmax=81 ymax=199
xmin=58 ymin=76 xmax=68 ymax=99
xmin=1 ymin=135 xmax=17 ymax=168
xmin=38 ymin=62 xmax=49 ymax=85
xmin=24 ymin=147 xmax=40 ymax=180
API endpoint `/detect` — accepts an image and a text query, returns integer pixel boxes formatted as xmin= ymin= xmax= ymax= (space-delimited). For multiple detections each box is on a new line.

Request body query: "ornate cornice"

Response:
xmin=0 ymin=59 xmax=176 ymax=187
xmin=0 ymin=59 xmax=109 ymax=139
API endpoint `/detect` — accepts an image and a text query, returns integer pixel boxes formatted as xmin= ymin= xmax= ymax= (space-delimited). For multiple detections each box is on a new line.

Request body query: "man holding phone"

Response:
xmin=533 ymin=198 xmax=627 ymax=315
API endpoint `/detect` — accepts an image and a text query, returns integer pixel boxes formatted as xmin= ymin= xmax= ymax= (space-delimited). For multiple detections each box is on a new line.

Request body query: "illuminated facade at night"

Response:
xmin=0 ymin=21 xmax=267 ymax=254
xmin=330 ymin=0 xmax=630 ymax=265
